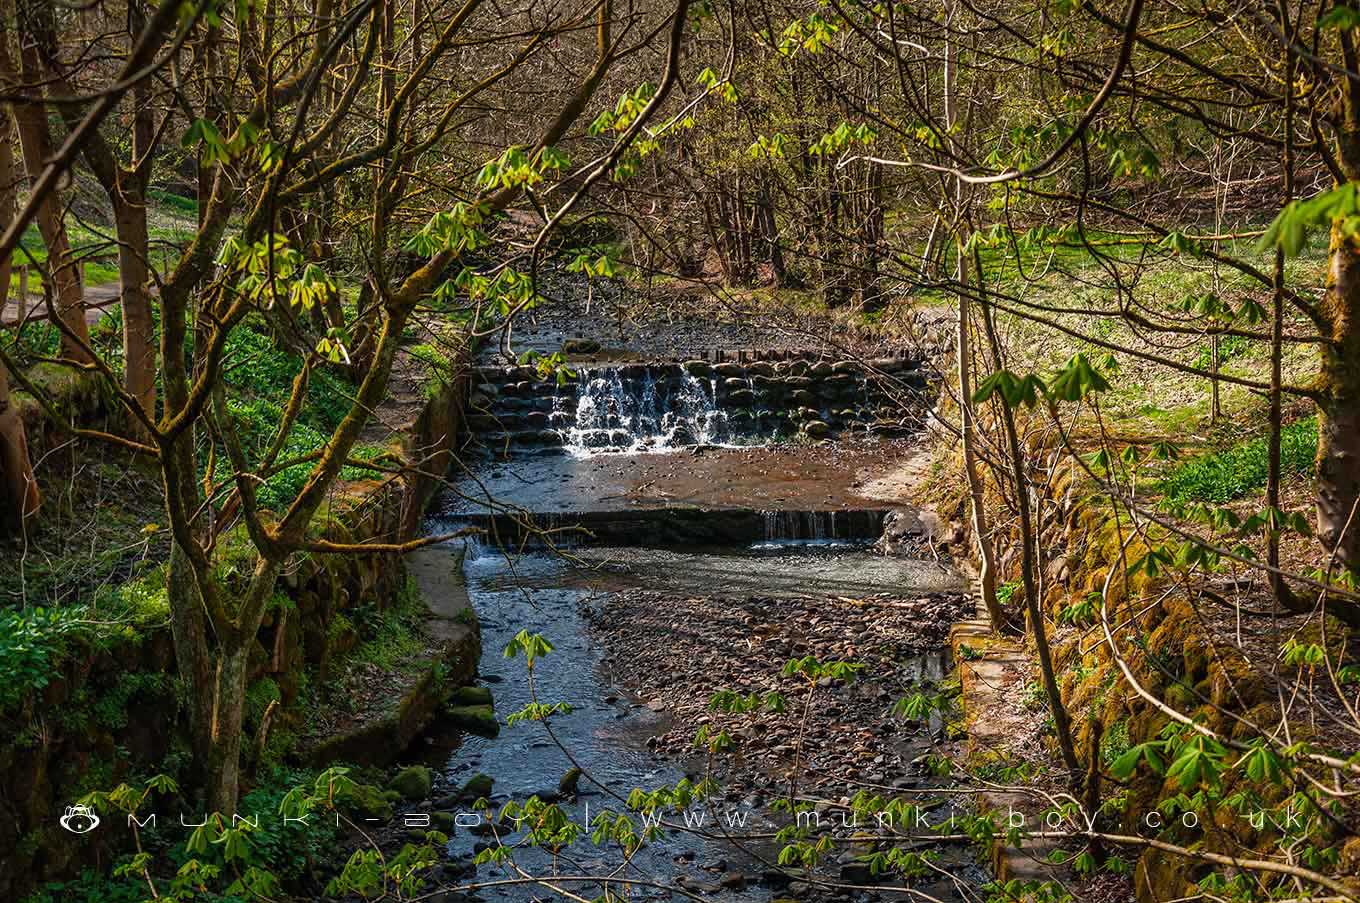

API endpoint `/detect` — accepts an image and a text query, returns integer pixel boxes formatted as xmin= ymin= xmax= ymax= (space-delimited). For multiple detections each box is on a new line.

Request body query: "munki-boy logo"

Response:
xmin=59 ymin=805 xmax=101 ymax=834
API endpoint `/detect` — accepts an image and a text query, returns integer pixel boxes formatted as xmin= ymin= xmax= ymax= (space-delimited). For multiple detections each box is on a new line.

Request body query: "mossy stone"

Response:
xmin=558 ymin=766 xmax=582 ymax=797
xmin=446 ymin=704 xmax=499 ymax=737
xmin=341 ymin=783 xmax=394 ymax=822
xmin=450 ymin=685 xmax=494 ymax=706
xmin=459 ymin=772 xmax=494 ymax=801
xmin=389 ymin=765 xmax=433 ymax=801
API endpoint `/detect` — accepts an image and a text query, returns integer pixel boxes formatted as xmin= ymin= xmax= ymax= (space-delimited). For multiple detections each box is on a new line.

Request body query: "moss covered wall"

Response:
xmin=0 ymin=357 xmax=473 ymax=899
xmin=934 ymin=439 xmax=1352 ymax=902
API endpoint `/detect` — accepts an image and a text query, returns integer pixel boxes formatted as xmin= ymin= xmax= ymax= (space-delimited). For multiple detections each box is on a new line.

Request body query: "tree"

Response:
xmin=0 ymin=0 xmax=690 ymax=814
xmin=0 ymin=116 xmax=38 ymax=533
xmin=0 ymin=0 xmax=94 ymax=364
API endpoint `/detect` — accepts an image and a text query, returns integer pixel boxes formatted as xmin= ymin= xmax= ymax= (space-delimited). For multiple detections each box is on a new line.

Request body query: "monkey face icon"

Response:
xmin=59 ymin=805 xmax=100 ymax=834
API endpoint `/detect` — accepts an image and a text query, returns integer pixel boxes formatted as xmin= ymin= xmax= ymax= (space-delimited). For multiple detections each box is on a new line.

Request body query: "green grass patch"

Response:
xmin=344 ymin=576 xmax=427 ymax=671
xmin=1161 ymin=417 xmax=1318 ymax=503
xmin=146 ymin=188 xmax=199 ymax=218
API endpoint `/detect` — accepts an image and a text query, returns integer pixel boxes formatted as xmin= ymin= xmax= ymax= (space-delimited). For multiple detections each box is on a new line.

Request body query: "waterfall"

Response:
xmin=554 ymin=365 xmax=737 ymax=455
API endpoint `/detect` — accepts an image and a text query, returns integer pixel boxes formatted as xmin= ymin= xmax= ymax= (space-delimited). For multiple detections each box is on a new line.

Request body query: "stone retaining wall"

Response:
xmin=0 ymin=358 xmax=475 ymax=899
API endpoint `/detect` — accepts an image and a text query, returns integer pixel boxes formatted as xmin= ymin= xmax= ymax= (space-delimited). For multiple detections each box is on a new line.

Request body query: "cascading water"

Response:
xmin=553 ymin=365 xmax=740 ymax=454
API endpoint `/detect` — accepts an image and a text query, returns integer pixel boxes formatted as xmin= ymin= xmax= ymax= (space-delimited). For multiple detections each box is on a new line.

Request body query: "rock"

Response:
xmin=446 ymin=704 xmax=500 ymax=737
xmin=761 ymin=868 xmax=793 ymax=888
xmin=432 ymin=812 xmax=457 ymax=834
xmin=877 ymin=507 xmax=936 ymax=556
xmin=382 ymin=789 xmax=403 ymax=804
xmin=389 ymin=765 xmax=433 ymax=802
xmin=720 ymin=873 xmax=750 ymax=890
xmin=802 ymin=420 xmax=831 ymax=439
xmin=562 ymin=337 xmax=602 ymax=355
xmin=450 ymin=685 xmax=494 ymax=706
xmin=668 ymin=424 xmax=696 ymax=445
xmin=558 ymin=767 xmax=582 ymax=797
xmin=714 ymin=362 xmax=744 ymax=377
xmin=340 ymin=783 xmax=395 ymax=822
xmin=683 ymin=360 xmax=712 ymax=377
xmin=728 ymin=388 xmax=756 ymax=406
xmin=459 ymin=773 xmax=495 ymax=801
xmin=809 ymin=361 xmax=833 ymax=378
xmin=676 ymin=876 xmax=722 ymax=894
xmin=839 ymin=862 xmax=875 ymax=884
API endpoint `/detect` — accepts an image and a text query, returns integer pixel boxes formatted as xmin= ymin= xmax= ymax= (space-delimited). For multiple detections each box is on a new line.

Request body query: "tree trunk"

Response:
xmin=1319 ymin=224 xmax=1360 ymax=575
xmin=116 ymin=196 xmax=156 ymax=421
xmin=0 ymin=117 xmax=39 ymax=533
xmin=167 ymin=540 xmax=215 ymax=791
xmin=0 ymin=361 xmax=38 ymax=534
xmin=956 ymin=267 xmax=1004 ymax=631
xmin=9 ymin=101 xmax=92 ymax=361
xmin=203 ymin=639 xmax=250 ymax=814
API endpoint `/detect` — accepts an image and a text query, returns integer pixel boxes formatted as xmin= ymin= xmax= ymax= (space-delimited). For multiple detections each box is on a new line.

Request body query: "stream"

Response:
xmin=410 ymin=356 xmax=985 ymax=901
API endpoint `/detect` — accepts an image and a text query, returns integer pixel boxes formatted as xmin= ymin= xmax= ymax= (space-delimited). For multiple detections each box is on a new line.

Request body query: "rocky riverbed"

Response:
xmin=582 ymin=590 xmax=971 ymax=795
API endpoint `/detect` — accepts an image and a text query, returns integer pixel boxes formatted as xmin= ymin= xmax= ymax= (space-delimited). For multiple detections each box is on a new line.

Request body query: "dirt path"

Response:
xmin=0 ymin=282 xmax=122 ymax=328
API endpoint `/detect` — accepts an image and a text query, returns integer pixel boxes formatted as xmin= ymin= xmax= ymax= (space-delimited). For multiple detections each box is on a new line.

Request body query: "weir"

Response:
xmin=466 ymin=355 xmax=928 ymax=454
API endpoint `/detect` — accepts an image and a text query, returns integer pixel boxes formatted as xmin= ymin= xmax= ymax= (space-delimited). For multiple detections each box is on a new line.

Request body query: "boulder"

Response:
xmin=389 ymin=765 xmax=433 ymax=802
xmin=341 ymin=783 xmax=395 ymax=822
xmin=562 ymin=337 xmax=601 ymax=355
xmin=450 ymin=685 xmax=494 ymax=706
xmin=458 ymin=773 xmax=495 ymax=801
xmin=445 ymin=704 xmax=500 ymax=737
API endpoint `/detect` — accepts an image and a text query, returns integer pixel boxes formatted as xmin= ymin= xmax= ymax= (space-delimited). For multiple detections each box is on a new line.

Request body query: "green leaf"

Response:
xmin=974 ymin=369 xmax=1043 ymax=408
xmin=1320 ymin=5 xmax=1360 ymax=30
xmin=1046 ymin=353 xmax=1111 ymax=402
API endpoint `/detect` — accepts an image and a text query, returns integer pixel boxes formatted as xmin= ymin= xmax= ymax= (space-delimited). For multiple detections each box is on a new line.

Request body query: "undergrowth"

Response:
xmin=1161 ymin=417 xmax=1318 ymax=503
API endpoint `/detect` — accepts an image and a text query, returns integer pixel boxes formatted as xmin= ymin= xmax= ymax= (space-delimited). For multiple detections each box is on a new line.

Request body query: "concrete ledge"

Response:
xmin=307 ymin=546 xmax=480 ymax=767
xmin=950 ymin=619 xmax=1062 ymax=887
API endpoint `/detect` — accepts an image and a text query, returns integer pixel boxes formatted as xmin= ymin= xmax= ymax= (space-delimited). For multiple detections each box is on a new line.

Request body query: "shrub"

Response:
xmin=0 ymin=607 xmax=88 ymax=711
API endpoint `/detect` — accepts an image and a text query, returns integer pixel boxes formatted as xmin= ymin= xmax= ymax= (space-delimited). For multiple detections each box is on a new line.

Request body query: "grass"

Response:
xmin=219 ymin=317 xmax=392 ymax=510
xmin=1161 ymin=416 xmax=1318 ymax=503
xmin=12 ymin=197 xmax=198 ymax=292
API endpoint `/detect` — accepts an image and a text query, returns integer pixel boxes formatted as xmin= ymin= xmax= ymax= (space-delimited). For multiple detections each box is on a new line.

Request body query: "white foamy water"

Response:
xmin=553 ymin=366 xmax=748 ymax=456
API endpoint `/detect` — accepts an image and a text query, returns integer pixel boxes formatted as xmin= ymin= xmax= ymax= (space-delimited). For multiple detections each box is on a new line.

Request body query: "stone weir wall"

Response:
xmin=469 ymin=507 xmax=891 ymax=548
xmin=467 ymin=352 xmax=929 ymax=451
xmin=0 ymin=360 xmax=475 ymax=900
